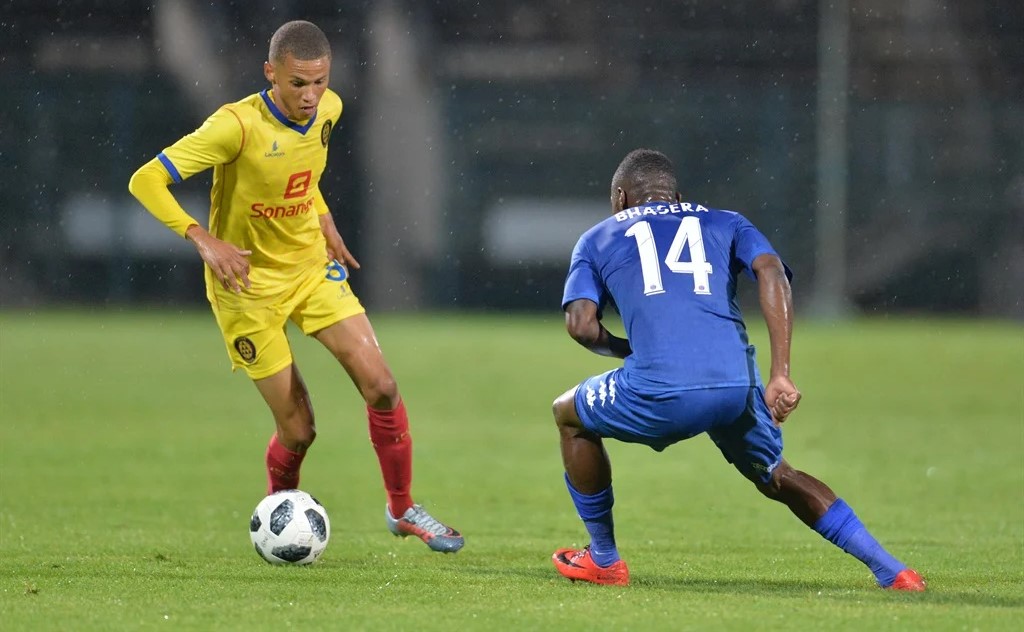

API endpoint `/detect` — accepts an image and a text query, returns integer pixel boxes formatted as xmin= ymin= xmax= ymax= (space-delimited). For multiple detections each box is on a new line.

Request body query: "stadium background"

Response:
xmin=1 ymin=4 xmax=1022 ymax=629
xmin=2 ymin=0 xmax=1022 ymax=319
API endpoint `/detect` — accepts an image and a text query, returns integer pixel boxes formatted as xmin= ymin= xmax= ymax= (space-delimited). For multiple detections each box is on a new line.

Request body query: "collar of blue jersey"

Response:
xmin=260 ymin=90 xmax=318 ymax=135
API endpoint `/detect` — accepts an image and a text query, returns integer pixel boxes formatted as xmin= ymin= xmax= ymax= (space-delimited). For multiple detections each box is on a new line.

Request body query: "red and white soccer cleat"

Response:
xmin=887 ymin=568 xmax=927 ymax=592
xmin=552 ymin=546 xmax=630 ymax=586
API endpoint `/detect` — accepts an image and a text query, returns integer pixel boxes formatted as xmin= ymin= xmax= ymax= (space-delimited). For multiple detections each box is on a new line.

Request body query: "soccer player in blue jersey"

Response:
xmin=550 ymin=148 xmax=925 ymax=590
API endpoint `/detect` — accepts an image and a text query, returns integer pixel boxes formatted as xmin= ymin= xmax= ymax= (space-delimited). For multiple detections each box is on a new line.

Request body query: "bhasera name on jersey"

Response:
xmin=251 ymin=196 xmax=315 ymax=219
xmin=613 ymin=202 xmax=709 ymax=222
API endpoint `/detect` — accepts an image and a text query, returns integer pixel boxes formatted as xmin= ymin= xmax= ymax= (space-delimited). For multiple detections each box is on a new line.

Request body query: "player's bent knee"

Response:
xmin=279 ymin=424 xmax=316 ymax=451
xmin=277 ymin=401 xmax=316 ymax=447
xmin=360 ymin=375 xmax=399 ymax=409
xmin=297 ymin=425 xmax=317 ymax=448
xmin=552 ymin=388 xmax=583 ymax=430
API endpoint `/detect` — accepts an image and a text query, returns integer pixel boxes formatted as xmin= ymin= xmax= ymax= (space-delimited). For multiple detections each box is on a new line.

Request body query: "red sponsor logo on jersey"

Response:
xmin=250 ymin=196 xmax=315 ymax=219
xmin=283 ymin=170 xmax=312 ymax=199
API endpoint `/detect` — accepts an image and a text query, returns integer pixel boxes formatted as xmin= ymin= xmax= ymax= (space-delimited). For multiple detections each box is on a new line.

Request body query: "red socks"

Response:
xmin=368 ymin=401 xmax=414 ymax=517
xmin=265 ymin=434 xmax=305 ymax=494
xmin=264 ymin=403 xmax=413 ymax=516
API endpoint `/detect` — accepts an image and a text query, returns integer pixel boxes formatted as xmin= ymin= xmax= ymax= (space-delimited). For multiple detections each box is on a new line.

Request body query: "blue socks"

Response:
xmin=564 ymin=473 xmax=620 ymax=567
xmin=564 ymin=481 xmax=906 ymax=582
xmin=814 ymin=498 xmax=907 ymax=587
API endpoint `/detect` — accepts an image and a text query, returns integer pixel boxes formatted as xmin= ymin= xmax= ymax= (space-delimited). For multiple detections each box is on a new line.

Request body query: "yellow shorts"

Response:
xmin=209 ymin=262 xmax=365 ymax=380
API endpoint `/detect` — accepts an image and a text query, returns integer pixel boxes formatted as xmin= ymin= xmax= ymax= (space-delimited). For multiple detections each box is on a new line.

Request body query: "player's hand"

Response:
xmin=186 ymin=225 xmax=252 ymax=293
xmin=323 ymin=219 xmax=364 ymax=270
xmin=326 ymin=236 xmax=360 ymax=272
xmin=765 ymin=375 xmax=801 ymax=425
xmin=318 ymin=213 xmax=361 ymax=272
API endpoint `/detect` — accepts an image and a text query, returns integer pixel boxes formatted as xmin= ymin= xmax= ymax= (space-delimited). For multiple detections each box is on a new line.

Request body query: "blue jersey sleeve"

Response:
xmin=732 ymin=214 xmax=793 ymax=281
xmin=561 ymin=235 xmax=607 ymax=311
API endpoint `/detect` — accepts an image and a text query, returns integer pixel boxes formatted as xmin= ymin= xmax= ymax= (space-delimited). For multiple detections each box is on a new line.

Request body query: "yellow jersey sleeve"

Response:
xmin=128 ymin=106 xmax=247 ymax=238
xmin=127 ymin=158 xmax=199 ymax=237
xmin=158 ymin=107 xmax=246 ymax=182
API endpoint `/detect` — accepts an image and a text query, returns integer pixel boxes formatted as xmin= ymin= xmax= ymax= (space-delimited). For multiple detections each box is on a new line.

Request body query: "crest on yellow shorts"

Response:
xmin=234 ymin=337 xmax=257 ymax=364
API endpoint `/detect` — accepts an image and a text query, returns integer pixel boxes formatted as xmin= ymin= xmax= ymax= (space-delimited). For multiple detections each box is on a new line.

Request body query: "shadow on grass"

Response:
xmin=29 ymin=556 xmax=1024 ymax=611
xmin=457 ymin=561 xmax=1024 ymax=609
xmin=631 ymin=573 xmax=1024 ymax=609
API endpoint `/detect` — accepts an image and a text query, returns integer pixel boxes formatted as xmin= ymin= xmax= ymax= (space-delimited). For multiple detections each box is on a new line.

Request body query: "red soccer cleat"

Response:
xmin=887 ymin=569 xmax=927 ymax=592
xmin=552 ymin=546 xmax=630 ymax=586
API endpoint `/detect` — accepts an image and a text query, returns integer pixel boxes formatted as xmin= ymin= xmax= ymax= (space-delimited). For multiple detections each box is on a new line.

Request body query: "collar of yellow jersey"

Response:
xmin=260 ymin=89 xmax=317 ymax=135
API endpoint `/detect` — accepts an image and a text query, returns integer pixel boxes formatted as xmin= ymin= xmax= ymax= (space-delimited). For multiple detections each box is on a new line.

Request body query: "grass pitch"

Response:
xmin=0 ymin=310 xmax=1021 ymax=631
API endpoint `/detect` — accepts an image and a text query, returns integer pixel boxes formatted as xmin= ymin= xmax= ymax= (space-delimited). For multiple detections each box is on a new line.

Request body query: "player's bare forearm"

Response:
xmin=577 ymin=324 xmax=632 ymax=360
xmin=596 ymin=327 xmax=632 ymax=359
xmin=564 ymin=299 xmax=632 ymax=359
xmin=753 ymin=253 xmax=801 ymax=423
xmin=318 ymin=212 xmax=360 ymax=270
xmin=753 ymin=254 xmax=793 ymax=378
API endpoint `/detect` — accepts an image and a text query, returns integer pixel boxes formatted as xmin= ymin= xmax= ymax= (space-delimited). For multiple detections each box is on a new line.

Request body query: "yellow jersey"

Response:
xmin=134 ymin=88 xmax=343 ymax=280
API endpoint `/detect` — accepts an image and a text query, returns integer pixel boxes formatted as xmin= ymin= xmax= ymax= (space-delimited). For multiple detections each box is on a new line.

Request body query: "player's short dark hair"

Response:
xmin=612 ymin=148 xmax=677 ymax=193
xmin=269 ymin=20 xmax=332 ymax=63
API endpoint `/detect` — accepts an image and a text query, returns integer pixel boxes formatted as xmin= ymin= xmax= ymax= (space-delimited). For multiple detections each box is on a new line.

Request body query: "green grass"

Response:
xmin=1 ymin=310 xmax=1021 ymax=631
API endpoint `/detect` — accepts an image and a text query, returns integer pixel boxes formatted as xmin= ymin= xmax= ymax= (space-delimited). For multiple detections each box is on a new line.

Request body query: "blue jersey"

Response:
xmin=562 ymin=202 xmax=790 ymax=390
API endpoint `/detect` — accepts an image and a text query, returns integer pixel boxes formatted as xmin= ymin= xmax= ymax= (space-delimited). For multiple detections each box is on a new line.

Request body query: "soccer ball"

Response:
xmin=249 ymin=490 xmax=330 ymax=565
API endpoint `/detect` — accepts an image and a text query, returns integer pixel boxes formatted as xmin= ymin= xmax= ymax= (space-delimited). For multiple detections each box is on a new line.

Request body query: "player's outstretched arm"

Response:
xmin=564 ymin=299 xmax=632 ymax=359
xmin=752 ymin=253 xmax=801 ymax=424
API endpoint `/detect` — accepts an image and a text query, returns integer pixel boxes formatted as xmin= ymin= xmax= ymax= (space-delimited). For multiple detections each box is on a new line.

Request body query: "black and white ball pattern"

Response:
xmin=250 ymin=490 xmax=330 ymax=565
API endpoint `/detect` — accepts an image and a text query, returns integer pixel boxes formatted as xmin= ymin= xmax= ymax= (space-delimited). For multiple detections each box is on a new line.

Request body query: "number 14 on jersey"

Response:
xmin=625 ymin=217 xmax=713 ymax=296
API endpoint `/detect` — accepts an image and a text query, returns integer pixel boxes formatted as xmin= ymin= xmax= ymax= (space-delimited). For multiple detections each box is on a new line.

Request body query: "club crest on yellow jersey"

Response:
xmin=320 ymin=120 xmax=333 ymax=147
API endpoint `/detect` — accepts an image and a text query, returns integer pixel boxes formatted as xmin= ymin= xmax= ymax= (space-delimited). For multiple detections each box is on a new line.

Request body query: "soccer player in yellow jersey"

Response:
xmin=128 ymin=20 xmax=463 ymax=553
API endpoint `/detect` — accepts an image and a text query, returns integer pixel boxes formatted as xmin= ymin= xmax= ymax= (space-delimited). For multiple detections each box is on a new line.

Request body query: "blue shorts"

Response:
xmin=573 ymin=368 xmax=783 ymax=484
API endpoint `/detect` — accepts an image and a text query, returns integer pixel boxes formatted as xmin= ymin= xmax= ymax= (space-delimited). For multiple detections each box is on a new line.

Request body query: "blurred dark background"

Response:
xmin=2 ymin=0 xmax=1022 ymax=317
